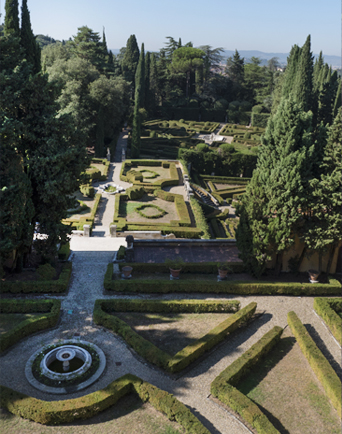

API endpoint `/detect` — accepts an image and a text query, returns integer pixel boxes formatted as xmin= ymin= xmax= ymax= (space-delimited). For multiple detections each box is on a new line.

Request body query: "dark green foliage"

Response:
xmin=288 ymin=311 xmax=341 ymax=417
xmin=236 ymin=96 xmax=315 ymax=276
xmin=0 ymin=262 xmax=72 ymax=294
xmin=122 ymin=34 xmax=140 ymax=86
xmin=126 ymin=186 xmax=145 ymax=200
xmin=4 ymin=0 xmax=19 ymax=36
xmin=20 ymin=0 xmax=41 ymax=72
xmin=36 ymin=263 xmax=56 ymax=281
xmin=58 ymin=242 xmax=70 ymax=260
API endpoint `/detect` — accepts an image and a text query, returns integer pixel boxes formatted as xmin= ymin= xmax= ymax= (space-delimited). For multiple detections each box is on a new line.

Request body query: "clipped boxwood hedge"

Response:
xmin=104 ymin=265 xmax=341 ymax=295
xmin=287 ymin=311 xmax=341 ymax=417
xmin=63 ymin=193 xmax=101 ymax=231
xmin=94 ymin=299 xmax=255 ymax=373
xmin=0 ymin=262 xmax=72 ymax=294
xmin=211 ymin=326 xmax=283 ymax=434
xmin=0 ymin=374 xmax=209 ymax=433
xmin=313 ymin=298 xmax=342 ymax=345
xmin=0 ymin=299 xmax=61 ymax=352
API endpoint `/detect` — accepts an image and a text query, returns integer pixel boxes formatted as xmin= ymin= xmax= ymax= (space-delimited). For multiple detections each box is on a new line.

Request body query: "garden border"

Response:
xmin=287 ymin=311 xmax=341 ymax=417
xmin=0 ymin=374 xmax=210 ymax=432
xmin=93 ymin=299 xmax=255 ymax=373
xmin=313 ymin=298 xmax=342 ymax=345
xmin=211 ymin=326 xmax=283 ymax=434
xmin=0 ymin=262 xmax=72 ymax=294
xmin=0 ymin=299 xmax=61 ymax=352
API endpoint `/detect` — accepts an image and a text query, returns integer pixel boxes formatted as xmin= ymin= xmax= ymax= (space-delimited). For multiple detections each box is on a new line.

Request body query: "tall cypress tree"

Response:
xmin=131 ymin=44 xmax=145 ymax=158
xmin=4 ymin=0 xmax=19 ymax=36
xmin=20 ymin=0 xmax=41 ymax=73
xmin=149 ymin=53 xmax=158 ymax=115
xmin=293 ymin=35 xmax=313 ymax=112
xmin=144 ymin=51 xmax=150 ymax=111
xmin=121 ymin=35 xmax=140 ymax=90
xmin=236 ymin=96 xmax=315 ymax=276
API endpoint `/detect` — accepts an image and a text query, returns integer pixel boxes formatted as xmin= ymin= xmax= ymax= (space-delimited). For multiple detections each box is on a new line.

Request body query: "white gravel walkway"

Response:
xmin=0 ymin=237 xmax=340 ymax=434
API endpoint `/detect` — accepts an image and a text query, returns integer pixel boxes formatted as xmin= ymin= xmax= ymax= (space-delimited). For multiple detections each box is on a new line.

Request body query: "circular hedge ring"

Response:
xmin=139 ymin=169 xmax=159 ymax=179
xmin=135 ymin=204 xmax=167 ymax=219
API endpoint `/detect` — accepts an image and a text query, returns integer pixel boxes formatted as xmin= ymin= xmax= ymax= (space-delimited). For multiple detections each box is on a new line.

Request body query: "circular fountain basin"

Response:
xmin=41 ymin=345 xmax=92 ymax=381
xmin=25 ymin=340 xmax=106 ymax=394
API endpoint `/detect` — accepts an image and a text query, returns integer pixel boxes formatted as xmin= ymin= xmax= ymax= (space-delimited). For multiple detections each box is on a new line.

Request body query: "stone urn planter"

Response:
xmin=217 ymin=263 xmax=232 ymax=281
xmin=218 ymin=268 xmax=229 ymax=280
xmin=308 ymin=269 xmax=320 ymax=283
xmin=169 ymin=268 xmax=181 ymax=279
xmin=165 ymin=256 xmax=185 ymax=280
xmin=122 ymin=266 xmax=133 ymax=279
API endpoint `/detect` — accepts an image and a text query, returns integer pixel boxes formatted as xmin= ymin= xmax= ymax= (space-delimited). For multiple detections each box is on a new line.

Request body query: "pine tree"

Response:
xmin=20 ymin=0 xmax=41 ymax=72
xmin=4 ymin=0 xmax=19 ymax=36
xmin=225 ymin=50 xmax=245 ymax=100
xmin=332 ymin=79 xmax=341 ymax=118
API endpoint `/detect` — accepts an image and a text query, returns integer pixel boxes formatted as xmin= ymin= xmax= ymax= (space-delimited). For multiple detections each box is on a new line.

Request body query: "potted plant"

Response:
xmin=308 ymin=269 xmax=320 ymax=283
xmin=217 ymin=262 xmax=232 ymax=280
xmin=165 ymin=256 xmax=185 ymax=279
xmin=122 ymin=265 xmax=133 ymax=279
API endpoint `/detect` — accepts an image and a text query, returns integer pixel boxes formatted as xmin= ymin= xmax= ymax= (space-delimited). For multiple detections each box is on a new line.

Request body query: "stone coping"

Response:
xmin=25 ymin=339 xmax=106 ymax=395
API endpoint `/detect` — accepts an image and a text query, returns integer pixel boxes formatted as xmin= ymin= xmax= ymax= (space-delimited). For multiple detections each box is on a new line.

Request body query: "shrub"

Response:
xmin=244 ymin=131 xmax=251 ymax=139
xmin=135 ymin=204 xmax=167 ymax=219
xmin=37 ymin=263 xmax=56 ymax=281
xmin=288 ymin=311 xmax=341 ymax=417
xmin=80 ymin=184 xmax=95 ymax=198
xmin=313 ymin=298 xmax=342 ymax=345
xmin=211 ymin=327 xmax=283 ymax=434
xmin=126 ymin=186 xmax=145 ymax=200
xmin=196 ymin=143 xmax=208 ymax=152
xmin=58 ymin=243 xmax=70 ymax=261
xmin=0 ymin=299 xmax=61 ymax=352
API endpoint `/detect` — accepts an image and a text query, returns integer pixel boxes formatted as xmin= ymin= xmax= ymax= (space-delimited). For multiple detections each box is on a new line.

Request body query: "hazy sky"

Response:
xmin=1 ymin=0 xmax=340 ymax=55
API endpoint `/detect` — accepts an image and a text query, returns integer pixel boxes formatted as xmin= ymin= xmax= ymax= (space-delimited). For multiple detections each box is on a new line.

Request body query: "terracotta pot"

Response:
xmin=169 ymin=268 xmax=181 ymax=279
xmin=122 ymin=266 xmax=133 ymax=278
xmin=218 ymin=269 xmax=228 ymax=279
xmin=308 ymin=269 xmax=319 ymax=282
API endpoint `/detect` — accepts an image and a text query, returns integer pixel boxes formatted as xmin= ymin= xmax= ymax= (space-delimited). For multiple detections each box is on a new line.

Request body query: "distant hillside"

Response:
xmin=110 ymin=48 xmax=340 ymax=68
xmin=222 ymin=50 xmax=340 ymax=68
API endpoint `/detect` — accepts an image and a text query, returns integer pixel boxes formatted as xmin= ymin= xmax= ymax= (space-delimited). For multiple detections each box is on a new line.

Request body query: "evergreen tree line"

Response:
xmin=236 ymin=36 xmax=341 ymax=277
xmin=0 ymin=1 xmax=89 ymax=272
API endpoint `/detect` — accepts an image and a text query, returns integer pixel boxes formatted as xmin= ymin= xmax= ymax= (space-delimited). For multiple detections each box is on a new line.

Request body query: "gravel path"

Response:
xmin=0 ymin=238 xmax=340 ymax=433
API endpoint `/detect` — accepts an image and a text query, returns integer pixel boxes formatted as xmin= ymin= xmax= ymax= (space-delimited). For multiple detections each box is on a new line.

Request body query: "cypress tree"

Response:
xmin=144 ymin=51 xmax=150 ymax=111
xmin=236 ymin=96 xmax=315 ymax=276
xmin=149 ymin=53 xmax=158 ymax=115
xmin=4 ymin=0 xmax=19 ymax=36
xmin=20 ymin=0 xmax=41 ymax=72
xmin=122 ymin=35 xmax=140 ymax=89
xmin=332 ymin=79 xmax=341 ymax=118
xmin=131 ymin=44 xmax=145 ymax=158
xmin=293 ymin=35 xmax=313 ymax=112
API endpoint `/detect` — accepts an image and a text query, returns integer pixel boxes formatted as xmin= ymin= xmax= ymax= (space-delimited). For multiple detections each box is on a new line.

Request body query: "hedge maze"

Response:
xmin=113 ymin=159 xmax=202 ymax=237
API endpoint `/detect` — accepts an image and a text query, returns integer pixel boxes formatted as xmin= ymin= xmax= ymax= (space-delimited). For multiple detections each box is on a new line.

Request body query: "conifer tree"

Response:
xmin=131 ymin=44 xmax=145 ymax=158
xmin=293 ymin=35 xmax=314 ymax=112
xmin=121 ymin=34 xmax=140 ymax=89
xmin=332 ymin=79 xmax=341 ymax=118
xmin=20 ymin=0 xmax=41 ymax=72
xmin=302 ymin=110 xmax=342 ymax=273
xmin=4 ymin=0 xmax=19 ymax=36
xmin=149 ymin=53 xmax=158 ymax=114
xmin=236 ymin=96 xmax=314 ymax=276
xmin=144 ymin=51 xmax=150 ymax=111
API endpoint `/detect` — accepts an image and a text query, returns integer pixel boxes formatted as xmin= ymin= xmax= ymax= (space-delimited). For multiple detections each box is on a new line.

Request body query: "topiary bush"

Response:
xmin=37 ymin=264 xmax=56 ymax=281
xmin=126 ymin=186 xmax=145 ymax=200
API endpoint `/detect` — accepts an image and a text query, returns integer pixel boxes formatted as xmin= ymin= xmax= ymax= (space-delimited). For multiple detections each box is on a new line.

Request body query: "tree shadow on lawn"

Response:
xmin=237 ymin=336 xmax=295 ymax=434
xmin=304 ymin=324 xmax=342 ymax=378
xmin=114 ymin=312 xmax=232 ymax=356
xmin=180 ymin=312 xmax=274 ymax=379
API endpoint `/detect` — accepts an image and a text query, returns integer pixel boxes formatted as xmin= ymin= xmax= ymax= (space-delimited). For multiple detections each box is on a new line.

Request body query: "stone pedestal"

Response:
xmin=110 ymin=225 xmax=117 ymax=238
xmin=83 ymin=225 xmax=90 ymax=237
